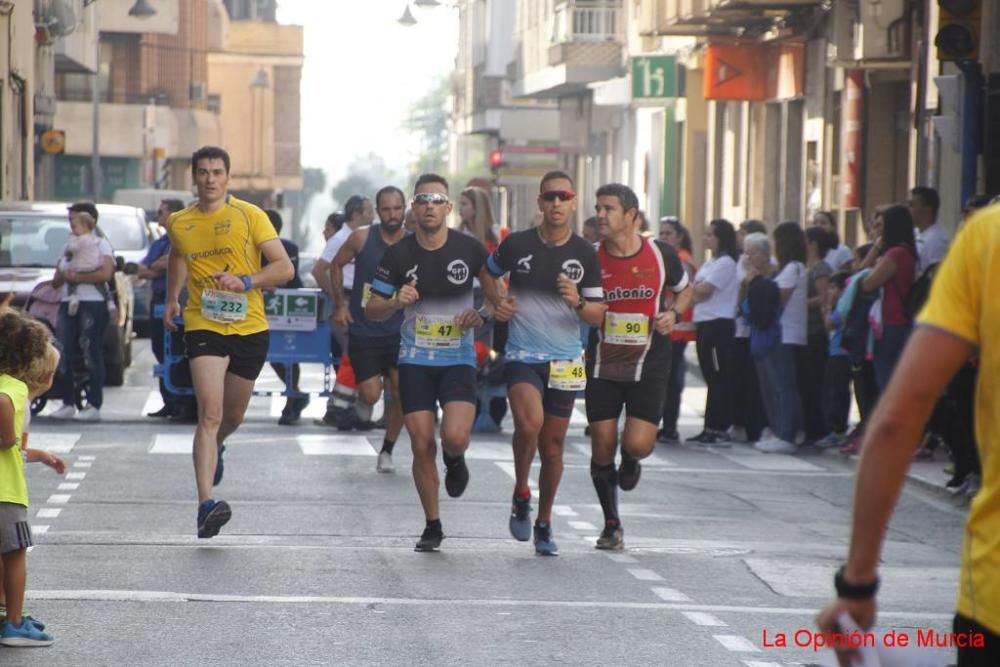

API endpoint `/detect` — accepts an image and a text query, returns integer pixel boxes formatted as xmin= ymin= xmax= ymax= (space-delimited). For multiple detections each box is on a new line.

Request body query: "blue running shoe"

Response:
xmin=509 ymin=494 xmax=532 ymax=542
xmin=213 ymin=445 xmax=225 ymax=486
xmin=0 ymin=619 xmax=54 ymax=646
xmin=533 ymin=521 xmax=559 ymax=556
xmin=0 ymin=607 xmax=44 ymax=631
xmin=197 ymin=499 xmax=231 ymax=539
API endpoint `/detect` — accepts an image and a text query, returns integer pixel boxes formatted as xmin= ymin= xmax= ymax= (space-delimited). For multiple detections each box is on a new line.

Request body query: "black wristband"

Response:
xmin=834 ymin=566 xmax=879 ymax=600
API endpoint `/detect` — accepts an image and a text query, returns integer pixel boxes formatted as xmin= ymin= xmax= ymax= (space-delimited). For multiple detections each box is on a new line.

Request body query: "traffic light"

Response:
xmin=935 ymin=0 xmax=981 ymax=62
xmin=489 ymin=149 xmax=504 ymax=175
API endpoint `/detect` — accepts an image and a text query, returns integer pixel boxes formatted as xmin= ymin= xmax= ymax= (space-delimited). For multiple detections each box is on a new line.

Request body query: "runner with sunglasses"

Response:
xmin=486 ymin=171 xmax=605 ymax=556
xmin=366 ymin=173 xmax=502 ymax=552
xmin=585 ymin=184 xmax=692 ymax=550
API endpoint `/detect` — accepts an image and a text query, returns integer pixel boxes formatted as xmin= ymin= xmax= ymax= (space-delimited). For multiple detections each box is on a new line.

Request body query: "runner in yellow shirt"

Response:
xmin=164 ymin=146 xmax=293 ymax=538
xmin=818 ymin=203 xmax=1000 ymax=665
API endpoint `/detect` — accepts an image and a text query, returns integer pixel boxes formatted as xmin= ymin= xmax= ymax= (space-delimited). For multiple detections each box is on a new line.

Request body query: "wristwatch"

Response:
xmin=834 ymin=566 xmax=880 ymax=600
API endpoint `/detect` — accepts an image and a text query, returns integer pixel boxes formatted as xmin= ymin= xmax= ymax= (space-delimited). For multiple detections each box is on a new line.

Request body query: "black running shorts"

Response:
xmin=505 ymin=361 xmax=578 ymax=419
xmin=185 ymin=330 xmax=269 ymax=381
xmin=398 ymin=363 xmax=477 ymax=414
xmin=585 ymin=376 xmax=666 ymax=426
xmin=348 ymin=333 xmax=400 ymax=383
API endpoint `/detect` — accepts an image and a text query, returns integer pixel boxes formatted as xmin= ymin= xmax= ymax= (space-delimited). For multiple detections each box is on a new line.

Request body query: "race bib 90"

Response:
xmin=603 ymin=312 xmax=649 ymax=346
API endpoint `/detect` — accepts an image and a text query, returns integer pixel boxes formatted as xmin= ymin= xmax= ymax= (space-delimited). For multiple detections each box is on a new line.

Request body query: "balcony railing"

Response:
xmin=551 ymin=0 xmax=623 ymax=44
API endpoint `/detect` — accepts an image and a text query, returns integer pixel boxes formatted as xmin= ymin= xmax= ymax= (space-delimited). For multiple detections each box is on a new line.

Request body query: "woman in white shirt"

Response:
xmin=688 ymin=219 xmax=740 ymax=446
xmin=755 ymin=222 xmax=808 ymax=454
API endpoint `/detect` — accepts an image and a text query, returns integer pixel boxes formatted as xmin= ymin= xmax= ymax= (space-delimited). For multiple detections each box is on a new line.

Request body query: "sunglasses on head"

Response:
xmin=412 ymin=193 xmax=450 ymax=206
xmin=540 ymin=190 xmax=576 ymax=202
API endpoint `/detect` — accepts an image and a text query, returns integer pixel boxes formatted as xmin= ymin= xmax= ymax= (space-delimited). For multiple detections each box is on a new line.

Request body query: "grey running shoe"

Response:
xmin=509 ymin=494 xmax=532 ymax=541
xmin=595 ymin=524 xmax=624 ymax=551
xmin=533 ymin=521 xmax=559 ymax=556
xmin=376 ymin=451 xmax=394 ymax=473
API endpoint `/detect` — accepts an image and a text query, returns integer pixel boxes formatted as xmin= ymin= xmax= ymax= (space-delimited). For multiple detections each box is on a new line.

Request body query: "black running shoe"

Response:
xmin=213 ymin=445 xmax=226 ymax=486
xmin=414 ymin=526 xmax=444 ymax=552
xmin=197 ymin=499 xmax=231 ymax=539
xmin=444 ymin=455 xmax=470 ymax=498
xmin=618 ymin=455 xmax=641 ymax=491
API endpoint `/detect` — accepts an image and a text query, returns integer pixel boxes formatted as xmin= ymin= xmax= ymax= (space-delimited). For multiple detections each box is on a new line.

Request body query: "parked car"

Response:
xmin=0 ymin=201 xmax=135 ymax=386
xmin=93 ymin=203 xmax=159 ymax=337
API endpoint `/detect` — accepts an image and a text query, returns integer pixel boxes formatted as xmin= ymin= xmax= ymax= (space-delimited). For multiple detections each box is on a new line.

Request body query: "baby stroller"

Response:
xmin=24 ymin=280 xmax=92 ymax=415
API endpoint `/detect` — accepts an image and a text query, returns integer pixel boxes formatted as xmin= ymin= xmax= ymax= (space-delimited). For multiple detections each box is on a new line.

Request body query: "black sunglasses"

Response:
xmin=540 ymin=190 xmax=576 ymax=202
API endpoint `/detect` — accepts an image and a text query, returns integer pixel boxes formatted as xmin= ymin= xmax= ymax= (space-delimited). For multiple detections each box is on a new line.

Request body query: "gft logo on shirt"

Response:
xmin=561 ymin=259 xmax=584 ymax=283
xmin=447 ymin=259 xmax=470 ymax=285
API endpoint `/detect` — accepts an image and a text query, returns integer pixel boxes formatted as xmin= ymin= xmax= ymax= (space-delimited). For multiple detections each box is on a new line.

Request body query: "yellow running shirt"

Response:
xmin=0 ymin=374 xmax=29 ymax=507
xmin=917 ymin=202 xmax=1000 ymax=635
xmin=167 ymin=195 xmax=277 ymax=335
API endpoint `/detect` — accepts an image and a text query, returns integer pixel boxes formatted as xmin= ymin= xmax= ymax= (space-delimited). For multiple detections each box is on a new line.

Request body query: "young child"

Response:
xmin=61 ymin=210 xmax=105 ymax=316
xmin=815 ymin=272 xmax=852 ymax=449
xmin=0 ymin=312 xmax=65 ymax=646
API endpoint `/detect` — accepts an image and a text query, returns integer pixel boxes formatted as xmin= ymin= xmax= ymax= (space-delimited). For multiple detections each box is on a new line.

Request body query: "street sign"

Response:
xmin=265 ymin=289 xmax=320 ymax=332
xmin=632 ymin=56 xmax=678 ymax=101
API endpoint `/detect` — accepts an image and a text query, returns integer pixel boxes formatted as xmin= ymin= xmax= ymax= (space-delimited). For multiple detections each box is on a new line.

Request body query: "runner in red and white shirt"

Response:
xmin=585 ymin=183 xmax=692 ymax=550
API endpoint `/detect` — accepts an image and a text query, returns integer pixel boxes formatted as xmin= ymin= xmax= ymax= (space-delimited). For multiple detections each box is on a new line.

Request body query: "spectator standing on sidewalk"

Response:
xmin=910 ymin=186 xmax=951 ymax=272
xmin=802 ymin=226 xmax=834 ymax=444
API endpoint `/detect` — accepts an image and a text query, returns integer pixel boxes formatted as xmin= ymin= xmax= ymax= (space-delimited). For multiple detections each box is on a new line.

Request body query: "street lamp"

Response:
xmin=127 ymin=0 xmax=156 ymax=18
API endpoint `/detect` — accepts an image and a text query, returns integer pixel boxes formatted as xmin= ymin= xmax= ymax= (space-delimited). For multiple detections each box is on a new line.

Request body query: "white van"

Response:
xmin=113 ymin=188 xmax=196 ymax=222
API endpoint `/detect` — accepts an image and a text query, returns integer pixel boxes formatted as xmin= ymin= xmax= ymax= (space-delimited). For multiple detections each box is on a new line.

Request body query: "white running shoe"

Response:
xmin=74 ymin=407 xmax=101 ymax=422
xmin=756 ymin=438 xmax=797 ymax=454
xmin=727 ymin=426 xmax=748 ymax=443
xmin=376 ymin=451 xmax=394 ymax=473
xmin=49 ymin=404 xmax=76 ymax=420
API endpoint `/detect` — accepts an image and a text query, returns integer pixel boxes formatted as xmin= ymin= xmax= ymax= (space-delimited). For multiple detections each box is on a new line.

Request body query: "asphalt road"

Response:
xmin=7 ymin=345 xmax=964 ymax=666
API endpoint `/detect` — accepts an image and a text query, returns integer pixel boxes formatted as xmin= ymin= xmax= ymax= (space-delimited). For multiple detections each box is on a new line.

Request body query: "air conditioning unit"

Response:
xmin=189 ymin=82 xmax=207 ymax=102
xmin=830 ymin=0 xmax=910 ymax=66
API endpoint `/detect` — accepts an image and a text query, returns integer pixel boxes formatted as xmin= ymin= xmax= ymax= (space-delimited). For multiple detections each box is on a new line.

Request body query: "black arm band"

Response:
xmin=834 ymin=566 xmax=880 ymax=600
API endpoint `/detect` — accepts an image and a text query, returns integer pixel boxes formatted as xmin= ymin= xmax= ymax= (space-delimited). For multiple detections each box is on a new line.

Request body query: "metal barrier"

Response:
xmin=153 ymin=289 xmax=338 ymax=400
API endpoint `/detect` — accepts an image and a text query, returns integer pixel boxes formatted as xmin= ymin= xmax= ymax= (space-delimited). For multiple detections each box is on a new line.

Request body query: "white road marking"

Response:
xmin=682 ymin=611 xmax=727 ymax=627
xmin=552 ymin=505 xmax=578 ymax=517
xmin=297 ymin=434 xmax=376 ymax=456
xmin=463 ymin=441 xmax=513 ymax=461
xmin=46 ymin=494 xmax=71 ymax=504
xmin=604 ymin=553 xmax=638 ymax=564
xmin=66 ymin=472 xmax=87 ymax=480
xmin=569 ymin=407 xmax=588 ymax=426
xmin=26 ymin=432 xmax=81 ymax=454
xmin=33 ymin=525 xmax=49 ymax=534
xmin=21 ymin=590 xmax=955 ymax=620
xmin=36 ymin=508 xmax=61 ymax=519
xmin=149 ymin=434 xmax=191 ymax=454
xmin=79 ymin=455 xmax=96 ymax=461
xmin=651 ymin=587 xmax=692 ymax=602
xmin=58 ymin=483 xmax=80 ymax=491
xmin=639 ymin=466 xmax=849 ymax=477
xmin=742 ymin=662 xmax=783 ymax=667
xmin=493 ymin=462 xmax=536 ymax=492
xmin=626 ymin=568 xmax=663 ymax=582
xmin=718 ymin=451 xmax=822 ymax=472
xmin=568 ymin=521 xmax=597 ymax=531
xmin=141 ymin=391 xmax=163 ymax=417
xmin=713 ymin=635 xmax=760 ymax=652
xmin=72 ymin=461 xmax=92 ymax=468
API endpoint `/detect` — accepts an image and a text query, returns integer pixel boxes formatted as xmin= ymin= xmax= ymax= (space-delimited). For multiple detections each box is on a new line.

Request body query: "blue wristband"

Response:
xmin=240 ymin=275 xmax=253 ymax=291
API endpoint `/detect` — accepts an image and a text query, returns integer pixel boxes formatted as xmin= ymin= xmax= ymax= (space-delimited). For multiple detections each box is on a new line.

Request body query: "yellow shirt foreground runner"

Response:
xmin=917 ymin=203 xmax=1000 ymax=635
xmin=167 ymin=195 xmax=277 ymax=336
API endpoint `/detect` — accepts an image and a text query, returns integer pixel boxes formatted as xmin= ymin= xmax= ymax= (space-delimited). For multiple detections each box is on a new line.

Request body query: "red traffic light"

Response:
xmin=489 ymin=149 xmax=504 ymax=168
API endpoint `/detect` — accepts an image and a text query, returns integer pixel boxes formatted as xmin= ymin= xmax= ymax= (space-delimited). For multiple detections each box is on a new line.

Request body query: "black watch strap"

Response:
xmin=834 ymin=566 xmax=880 ymax=600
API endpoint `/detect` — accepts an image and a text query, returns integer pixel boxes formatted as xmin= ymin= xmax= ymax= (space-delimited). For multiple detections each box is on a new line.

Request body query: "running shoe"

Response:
xmin=814 ymin=432 xmax=847 ymax=449
xmin=414 ymin=526 xmax=444 ymax=552
xmin=727 ymin=426 xmax=749 ymax=443
xmin=755 ymin=438 xmax=797 ymax=454
xmin=533 ymin=522 xmax=559 ymax=556
xmin=656 ymin=429 xmax=680 ymax=445
xmin=693 ymin=430 xmax=731 ymax=447
xmin=197 ymin=499 xmax=231 ymax=539
xmin=0 ymin=619 xmax=54 ymax=647
xmin=49 ymin=404 xmax=76 ymax=420
xmin=839 ymin=437 xmax=861 ymax=456
xmin=74 ymin=407 xmax=101 ymax=422
xmin=595 ymin=524 xmax=624 ymax=551
xmin=213 ymin=445 xmax=225 ymax=486
xmin=618 ymin=455 xmax=641 ymax=491
xmin=685 ymin=431 xmax=709 ymax=444
xmin=0 ymin=607 xmax=44 ymax=631
xmin=147 ymin=406 xmax=172 ymax=418
xmin=444 ymin=455 xmax=470 ymax=498
xmin=376 ymin=451 xmax=394 ymax=473
xmin=509 ymin=494 xmax=532 ymax=541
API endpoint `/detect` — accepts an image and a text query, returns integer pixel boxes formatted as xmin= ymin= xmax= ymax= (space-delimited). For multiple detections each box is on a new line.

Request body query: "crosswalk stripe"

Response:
xmin=297 ymin=434 xmax=376 ymax=456
xmin=141 ymin=391 xmax=163 ymax=417
xmin=27 ymin=432 xmax=81 ymax=454
xmin=150 ymin=434 xmax=191 ymax=454
xmin=718 ymin=451 xmax=822 ymax=472
xmin=682 ymin=611 xmax=727 ymax=626
xmin=651 ymin=587 xmax=692 ymax=602
xmin=714 ymin=635 xmax=760 ymax=652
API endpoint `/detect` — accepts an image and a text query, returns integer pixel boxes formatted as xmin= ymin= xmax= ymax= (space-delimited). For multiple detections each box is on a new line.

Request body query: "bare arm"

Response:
xmin=860 ymin=255 xmax=897 ymax=292
xmin=165 ymin=245 xmax=187 ymax=306
xmin=693 ymin=281 xmax=716 ymax=304
xmin=251 ymin=238 xmax=294 ymax=289
xmin=479 ymin=266 xmax=505 ymax=310
xmin=138 ymin=255 xmax=168 ymax=280
xmin=54 ymin=256 xmax=114 ymax=287
xmin=672 ymin=283 xmax=694 ymax=316
xmin=0 ymin=395 xmax=15 ymax=449
xmin=312 ymin=258 xmax=333 ymax=299
xmin=330 ymin=229 xmax=366 ymax=310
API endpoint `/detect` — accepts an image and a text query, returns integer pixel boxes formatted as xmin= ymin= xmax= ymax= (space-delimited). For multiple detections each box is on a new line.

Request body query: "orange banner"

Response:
xmin=704 ymin=42 xmax=805 ymax=102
